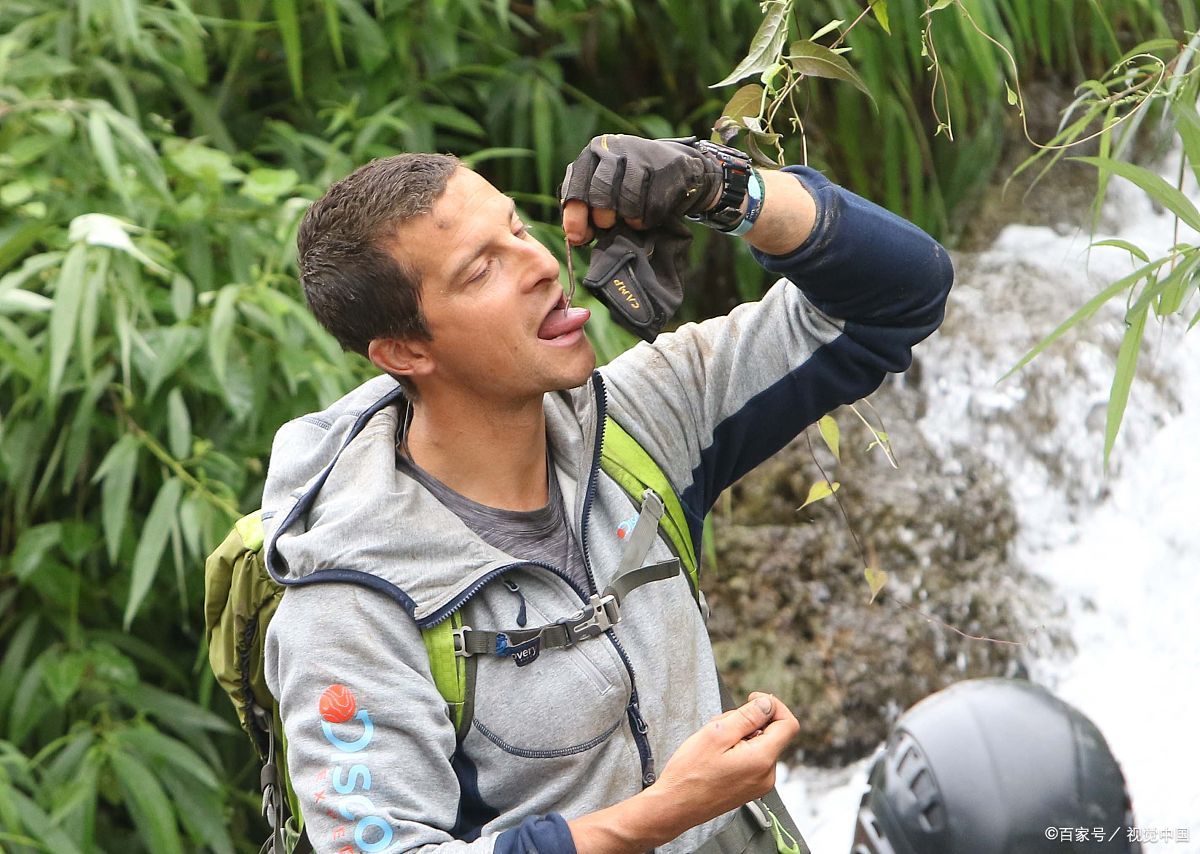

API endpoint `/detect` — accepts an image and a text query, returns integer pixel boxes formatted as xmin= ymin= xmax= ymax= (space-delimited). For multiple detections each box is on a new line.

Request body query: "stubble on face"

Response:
xmin=385 ymin=168 xmax=596 ymax=404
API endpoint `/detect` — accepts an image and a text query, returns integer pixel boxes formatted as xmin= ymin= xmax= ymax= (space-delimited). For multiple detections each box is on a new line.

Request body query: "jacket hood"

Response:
xmin=260 ymin=375 xmax=600 ymax=627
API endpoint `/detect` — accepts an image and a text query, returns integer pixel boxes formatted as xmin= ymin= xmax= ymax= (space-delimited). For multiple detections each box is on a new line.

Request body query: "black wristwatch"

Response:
xmin=686 ymin=140 xmax=752 ymax=232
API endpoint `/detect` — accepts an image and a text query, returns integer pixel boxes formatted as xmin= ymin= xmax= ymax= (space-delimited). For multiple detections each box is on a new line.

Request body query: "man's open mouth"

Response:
xmin=536 ymin=295 xmax=590 ymax=340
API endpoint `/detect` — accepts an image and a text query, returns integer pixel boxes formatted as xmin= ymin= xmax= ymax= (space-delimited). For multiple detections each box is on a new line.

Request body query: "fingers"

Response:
xmin=705 ymin=695 xmax=778 ymax=749
xmin=562 ymin=200 xmax=592 ymax=245
xmin=560 ymin=202 xmax=646 ymax=246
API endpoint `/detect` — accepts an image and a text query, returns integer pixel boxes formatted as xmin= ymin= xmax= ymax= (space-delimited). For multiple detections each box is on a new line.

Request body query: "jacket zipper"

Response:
xmin=583 ymin=373 xmax=657 ymax=787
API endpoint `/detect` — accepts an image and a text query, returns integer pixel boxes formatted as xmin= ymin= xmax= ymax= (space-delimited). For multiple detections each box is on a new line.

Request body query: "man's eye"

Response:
xmin=514 ymin=222 xmax=529 ymax=237
xmin=468 ymin=259 xmax=494 ymax=283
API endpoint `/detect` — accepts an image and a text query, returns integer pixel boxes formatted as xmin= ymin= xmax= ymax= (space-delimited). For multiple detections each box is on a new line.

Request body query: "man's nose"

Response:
xmin=518 ymin=234 xmax=561 ymax=288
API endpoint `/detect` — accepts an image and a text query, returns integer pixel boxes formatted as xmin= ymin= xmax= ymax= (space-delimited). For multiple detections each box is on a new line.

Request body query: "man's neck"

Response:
xmin=403 ymin=390 xmax=549 ymax=512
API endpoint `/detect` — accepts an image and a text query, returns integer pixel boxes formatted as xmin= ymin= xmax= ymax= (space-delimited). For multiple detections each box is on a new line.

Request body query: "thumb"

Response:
xmin=711 ymin=694 xmax=775 ymax=746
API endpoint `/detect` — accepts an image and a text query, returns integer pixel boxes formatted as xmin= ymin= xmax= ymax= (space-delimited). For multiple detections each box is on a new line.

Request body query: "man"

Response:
xmin=262 ymin=135 xmax=953 ymax=853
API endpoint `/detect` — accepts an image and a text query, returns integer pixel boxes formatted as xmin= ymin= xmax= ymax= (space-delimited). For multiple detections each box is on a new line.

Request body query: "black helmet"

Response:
xmin=853 ymin=679 xmax=1139 ymax=854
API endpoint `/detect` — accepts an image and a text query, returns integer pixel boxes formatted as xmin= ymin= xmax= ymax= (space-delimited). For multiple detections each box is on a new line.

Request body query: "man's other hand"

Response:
xmin=561 ymin=135 xmax=723 ymax=244
xmin=646 ymin=691 xmax=799 ymax=836
xmin=567 ymin=692 xmax=799 ymax=854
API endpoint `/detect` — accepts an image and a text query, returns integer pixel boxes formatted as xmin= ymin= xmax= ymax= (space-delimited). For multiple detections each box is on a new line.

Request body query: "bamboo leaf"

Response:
xmin=0 ymin=288 xmax=53 ymax=314
xmin=273 ymin=0 xmax=303 ymax=98
xmin=110 ymin=750 xmax=184 ymax=854
xmin=166 ymin=389 xmax=191 ymax=460
xmin=87 ymin=110 xmax=128 ymax=206
xmin=95 ymin=434 xmax=139 ymax=563
xmin=787 ymin=40 xmax=876 ymax=107
xmin=118 ymin=727 xmax=220 ymax=790
xmin=1092 ymin=238 xmax=1149 ymax=263
xmin=6 ymin=789 xmax=85 ymax=854
xmin=116 ymin=684 xmax=235 ymax=734
xmin=48 ymin=244 xmax=89 ymax=400
xmin=208 ymin=284 xmax=239 ymax=387
xmin=0 ymin=616 xmax=39 ymax=717
xmin=124 ymin=478 xmax=183 ymax=629
xmin=810 ymin=19 xmax=844 ymax=41
xmin=864 ymin=564 xmax=888 ymax=602
xmin=798 ymin=480 xmax=840 ymax=510
xmin=1173 ymin=100 xmax=1200 ymax=187
xmin=11 ymin=523 xmax=63 ymax=582
xmin=711 ymin=2 xmax=790 ymax=88
xmin=1071 ymin=156 xmax=1200 ymax=234
xmin=817 ymin=414 xmax=841 ymax=461
xmin=1104 ymin=302 xmax=1148 ymax=469
xmin=1001 ymin=256 xmax=1171 ymax=381
xmin=322 ymin=0 xmax=345 ymax=66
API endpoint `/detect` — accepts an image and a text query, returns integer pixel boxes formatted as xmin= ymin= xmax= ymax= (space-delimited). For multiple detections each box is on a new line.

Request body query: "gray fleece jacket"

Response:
xmin=262 ymin=167 xmax=954 ymax=854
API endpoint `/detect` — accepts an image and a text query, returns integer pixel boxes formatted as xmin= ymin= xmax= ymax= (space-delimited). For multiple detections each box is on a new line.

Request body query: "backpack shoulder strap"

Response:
xmin=419 ymin=612 xmax=474 ymax=737
xmin=600 ymin=415 xmax=699 ymax=598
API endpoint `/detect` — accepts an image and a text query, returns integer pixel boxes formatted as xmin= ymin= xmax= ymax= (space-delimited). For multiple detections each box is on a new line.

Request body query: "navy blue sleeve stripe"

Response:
xmin=493 ymin=813 xmax=577 ymax=854
xmin=680 ymin=332 xmax=894 ymax=547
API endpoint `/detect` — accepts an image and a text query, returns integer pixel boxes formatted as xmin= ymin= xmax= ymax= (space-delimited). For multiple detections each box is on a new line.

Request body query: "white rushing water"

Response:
xmin=779 ymin=152 xmax=1200 ymax=852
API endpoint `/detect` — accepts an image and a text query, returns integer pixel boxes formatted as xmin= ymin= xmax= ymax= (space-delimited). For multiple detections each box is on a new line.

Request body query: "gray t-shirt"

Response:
xmin=395 ymin=451 xmax=590 ymax=595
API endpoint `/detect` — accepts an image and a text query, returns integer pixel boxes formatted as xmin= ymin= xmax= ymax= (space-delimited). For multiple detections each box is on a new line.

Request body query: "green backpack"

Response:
xmin=203 ymin=415 xmax=698 ymax=853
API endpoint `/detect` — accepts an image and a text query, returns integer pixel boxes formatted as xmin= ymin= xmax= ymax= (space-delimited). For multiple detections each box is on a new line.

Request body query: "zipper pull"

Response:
xmin=503 ymin=577 xmax=528 ymax=627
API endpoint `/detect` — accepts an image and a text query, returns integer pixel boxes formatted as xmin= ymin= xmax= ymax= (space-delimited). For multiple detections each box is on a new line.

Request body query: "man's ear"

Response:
xmin=368 ymin=337 xmax=434 ymax=383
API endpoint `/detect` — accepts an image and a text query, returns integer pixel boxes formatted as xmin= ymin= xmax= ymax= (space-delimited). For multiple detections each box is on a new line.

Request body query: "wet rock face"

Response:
xmin=704 ymin=373 xmax=1070 ymax=766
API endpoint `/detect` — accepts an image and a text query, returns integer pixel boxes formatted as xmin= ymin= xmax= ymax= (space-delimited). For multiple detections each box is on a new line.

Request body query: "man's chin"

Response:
xmin=544 ymin=342 xmax=597 ymax=391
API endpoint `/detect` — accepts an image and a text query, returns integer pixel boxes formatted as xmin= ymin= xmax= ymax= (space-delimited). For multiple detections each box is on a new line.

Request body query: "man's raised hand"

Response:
xmin=560 ymin=135 xmax=723 ymax=245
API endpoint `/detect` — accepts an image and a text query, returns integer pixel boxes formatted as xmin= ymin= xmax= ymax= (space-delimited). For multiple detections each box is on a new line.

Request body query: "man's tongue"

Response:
xmin=537 ymin=306 xmax=590 ymax=340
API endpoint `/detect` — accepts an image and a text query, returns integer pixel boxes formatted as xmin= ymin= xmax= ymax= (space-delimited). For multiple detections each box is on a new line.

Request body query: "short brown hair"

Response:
xmin=297 ymin=154 xmax=460 ymax=392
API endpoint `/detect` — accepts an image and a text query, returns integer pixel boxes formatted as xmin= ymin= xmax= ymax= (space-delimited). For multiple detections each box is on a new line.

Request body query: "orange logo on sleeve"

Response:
xmin=319 ymin=684 xmax=357 ymax=724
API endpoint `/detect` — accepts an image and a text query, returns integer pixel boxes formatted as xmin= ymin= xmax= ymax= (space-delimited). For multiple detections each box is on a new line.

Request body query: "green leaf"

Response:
xmin=165 ymin=141 xmax=244 ymax=183
xmin=208 ymin=284 xmax=239 ymax=387
xmin=864 ymin=564 xmax=888 ymax=603
xmin=0 ymin=617 xmax=38 ymax=719
xmin=166 ymin=389 xmax=191 ymax=460
xmin=87 ymin=109 xmax=127 ymax=207
xmin=711 ymin=1 xmax=790 ymax=88
xmin=1173 ymin=100 xmax=1200 ymax=188
xmin=240 ymin=167 xmax=299 ymax=203
xmin=787 ymin=40 xmax=876 ymax=107
xmin=48 ymin=244 xmax=89 ymax=400
xmin=273 ymin=0 xmax=303 ymax=98
xmin=118 ymin=726 xmax=220 ymax=789
xmin=95 ymin=434 xmax=140 ymax=564
xmin=721 ymin=84 xmax=765 ymax=125
xmin=42 ymin=651 xmax=88 ymax=707
xmin=1104 ymin=301 xmax=1148 ymax=469
xmin=809 ymin=19 xmax=844 ymax=41
xmin=1001 ymin=255 xmax=1172 ymax=381
xmin=124 ymin=478 xmax=183 ymax=629
xmin=0 ymin=288 xmax=53 ymax=314
xmin=1092 ymin=238 xmax=1149 ymax=263
xmin=322 ymin=0 xmax=345 ymax=66
xmin=460 ymin=147 xmax=533 ymax=168
xmin=869 ymin=0 xmax=891 ymax=34
xmin=117 ymin=684 xmax=235 ymax=734
xmin=1071 ymin=156 xmax=1200 ymax=234
xmin=817 ymin=414 xmax=840 ymax=461
xmin=10 ymin=522 xmax=63 ymax=581
xmin=1005 ymin=82 xmax=1018 ymax=105
xmin=110 ymin=750 xmax=184 ymax=854
xmin=798 ymin=480 xmax=840 ymax=510
xmin=6 ymin=789 xmax=85 ymax=854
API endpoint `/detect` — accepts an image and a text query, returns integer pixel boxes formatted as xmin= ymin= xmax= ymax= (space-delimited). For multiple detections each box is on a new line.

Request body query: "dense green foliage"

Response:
xmin=0 ymin=0 xmax=1187 ymax=849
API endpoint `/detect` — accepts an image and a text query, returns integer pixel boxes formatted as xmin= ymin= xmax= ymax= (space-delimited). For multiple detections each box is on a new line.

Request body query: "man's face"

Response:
xmin=391 ymin=168 xmax=595 ymax=403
